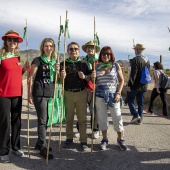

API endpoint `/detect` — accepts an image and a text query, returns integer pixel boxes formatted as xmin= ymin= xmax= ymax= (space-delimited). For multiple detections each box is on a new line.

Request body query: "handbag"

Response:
xmin=47 ymin=83 xmax=65 ymax=126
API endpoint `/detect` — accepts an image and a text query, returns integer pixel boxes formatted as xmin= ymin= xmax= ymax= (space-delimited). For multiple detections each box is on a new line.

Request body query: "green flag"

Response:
xmin=94 ymin=33 xmax=100 ymax=46
xmin=23 ymin=27 xmax=27 ymax=39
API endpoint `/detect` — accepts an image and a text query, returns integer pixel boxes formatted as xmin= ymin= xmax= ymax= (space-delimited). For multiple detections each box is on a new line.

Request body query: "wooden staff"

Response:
xmin=91 ymin=16 xmax=96 ymax=153
xmin=25 ymin=19 xmax=30 ymax=158
xmin=45 ymin=51 xmax=58 ymax=165
xmin=58 ymin=10 xmax=68 ymax=154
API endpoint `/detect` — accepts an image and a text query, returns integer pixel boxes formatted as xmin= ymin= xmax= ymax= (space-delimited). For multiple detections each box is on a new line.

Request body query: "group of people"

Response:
xmin=0 ymin=29 xmax=168 ymax=163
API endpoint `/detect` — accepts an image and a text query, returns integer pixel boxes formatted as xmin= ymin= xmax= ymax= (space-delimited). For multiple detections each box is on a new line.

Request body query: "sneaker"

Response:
xmin=0 ymin=155 xmax=10 ymax=163
xmin=131 ymin=116 xmax=140 ymax=123
xmin=136 ymin=118 xmax=142 ymax=125
xmin=34 ymin=142 xmax=52 ymax=151
xmin=74 ymin=132 xmax=80 ymax=138
xmin=145 ymin=109 xmax=154 ymax=114
xmin=117 ymin=139 xmax=127 ymax=151
xmin=63 ymin=139 xmax=73 ymax=148
xmin=81 ymin=142 xmax=89 ymax=151
xmin=93 ymin=131 xmax=99 ymax=139
xmin=40 ymin=147 xmax=53 ymax=160
xmin=100 ymin=139 xmax=108 ymax=150
xmin=12 ymin=150 xmax=24 ymax=157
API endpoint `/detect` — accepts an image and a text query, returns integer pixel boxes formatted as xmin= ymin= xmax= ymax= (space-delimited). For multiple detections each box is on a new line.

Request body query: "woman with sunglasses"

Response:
xmin=91 ymin=46 xmax=127 ymax=151
xmin=0 ymin=30 xmax=29 ymax=163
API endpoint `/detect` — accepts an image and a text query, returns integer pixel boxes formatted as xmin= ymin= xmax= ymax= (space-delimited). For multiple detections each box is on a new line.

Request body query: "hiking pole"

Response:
xmin=57 ymin=15 xmax=64 ymax=154
xmin=24 ymin=19 xmax=31 ymax=158
xmin=45 ymin=50 xmax=59 ymax=165
xmin=91 ymin=16 xmax=96 ymax=153
xmin=59 ymin=10 xmax=68 ymax=153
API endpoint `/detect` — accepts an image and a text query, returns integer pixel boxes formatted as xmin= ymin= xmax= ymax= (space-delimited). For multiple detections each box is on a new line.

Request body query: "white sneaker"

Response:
xmin=0 ymin=155 xmax=10 ymax=163
xmin=12 ymin=150 xmax=24 ymax=157
xmin=93 ymin=131 xmax=99 ymax=139
xmin=74 ymin=132 xmax=80 ymax=138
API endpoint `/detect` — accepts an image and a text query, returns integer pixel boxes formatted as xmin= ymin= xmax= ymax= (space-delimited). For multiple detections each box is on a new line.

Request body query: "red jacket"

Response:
xmin=0 ymin=57 xmax=22 ymax=97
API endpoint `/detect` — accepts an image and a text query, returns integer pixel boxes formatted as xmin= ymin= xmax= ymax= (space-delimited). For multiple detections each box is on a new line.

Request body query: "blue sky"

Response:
xmin=0 ymin=0 xmax=170 ymax=68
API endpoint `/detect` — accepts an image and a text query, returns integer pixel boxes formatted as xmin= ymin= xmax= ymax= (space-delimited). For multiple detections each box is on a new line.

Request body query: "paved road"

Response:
xmin=1 ymin=83 xmax=170 ymax=170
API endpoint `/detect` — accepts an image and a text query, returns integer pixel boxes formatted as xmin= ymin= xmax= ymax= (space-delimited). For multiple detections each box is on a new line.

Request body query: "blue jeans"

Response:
xmin=127 ymin=90 xmax=145 ymax=118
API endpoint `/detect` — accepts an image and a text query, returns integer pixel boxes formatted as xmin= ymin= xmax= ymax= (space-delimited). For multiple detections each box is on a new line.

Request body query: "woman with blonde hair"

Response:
xmin=29 ymin=38 xmax=58 ymax=159
xmin=0 ymin=30 xmax=28 ymax=163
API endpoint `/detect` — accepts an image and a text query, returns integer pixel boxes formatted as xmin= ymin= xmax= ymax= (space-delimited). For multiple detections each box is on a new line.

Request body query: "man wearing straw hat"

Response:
xmin=60 ymin=42 xmax=92 ymax=151
xmin=82 ymin=40 xmax=100 ymax=139
xmin=126 ymin=43 xmax=150 ymax=125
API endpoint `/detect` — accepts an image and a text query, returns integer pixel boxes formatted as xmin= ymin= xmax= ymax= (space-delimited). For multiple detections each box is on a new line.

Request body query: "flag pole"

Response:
xmin=45 ymin=54 xmax=59 ymax=165
xmin=91 ymin=16 xmax=96 ymax=153
xmin=58 ymin=14 xmax=64 ymax=153
xmin=25 ymin=19 xmax=30 ymax=158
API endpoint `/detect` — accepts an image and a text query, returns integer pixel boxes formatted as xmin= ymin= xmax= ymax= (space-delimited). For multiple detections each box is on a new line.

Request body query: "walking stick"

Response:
xmin=91 ymin=16 xmax=96 ymax=153
xmin=45 ymin=52 xmax=59 ymax=165
xmin=59 ymin=10 xmax=68 ymax=153
xmin=24 ymin=19 xmax=30 ymax=158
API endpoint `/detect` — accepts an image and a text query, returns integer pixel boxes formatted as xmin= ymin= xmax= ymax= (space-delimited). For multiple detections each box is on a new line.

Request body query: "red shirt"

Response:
xmin=85 ymin=61 xmax=98 ymax=92
xmin=0 ymin=57 xmax=22 ymax=97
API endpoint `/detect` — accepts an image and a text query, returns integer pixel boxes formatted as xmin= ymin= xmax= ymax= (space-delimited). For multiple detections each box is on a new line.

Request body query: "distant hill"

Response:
xmin=19 ymin=49 xmax=130 ymax=70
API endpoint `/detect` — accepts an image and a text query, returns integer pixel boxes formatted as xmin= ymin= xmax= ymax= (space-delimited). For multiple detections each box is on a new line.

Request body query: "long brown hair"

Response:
xmin=40 ymin=38 xmax=57 ymax=60
xmin=0 ymin=30 xmax=20 ymax=56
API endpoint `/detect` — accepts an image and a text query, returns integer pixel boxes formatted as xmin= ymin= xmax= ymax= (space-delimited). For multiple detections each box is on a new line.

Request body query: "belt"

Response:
xmin=65 ymin=88 xmax=85 ymax=92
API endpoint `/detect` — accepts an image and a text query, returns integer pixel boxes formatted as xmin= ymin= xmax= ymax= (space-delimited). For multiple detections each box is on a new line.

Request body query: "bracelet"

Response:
xmin=116 ymin=92 xmax=120 ymax=95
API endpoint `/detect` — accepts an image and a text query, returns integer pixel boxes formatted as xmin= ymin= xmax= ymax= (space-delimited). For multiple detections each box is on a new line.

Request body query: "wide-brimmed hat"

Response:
xmin=82 ymin=40 xmax=100 ymax=53
xmin=2 ymin=30 xmax=23 ymax=43
xmin=133 ymin=43 xmax=145 ymax=50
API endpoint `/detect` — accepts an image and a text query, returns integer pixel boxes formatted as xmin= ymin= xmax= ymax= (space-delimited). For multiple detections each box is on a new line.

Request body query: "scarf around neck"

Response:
xmin=83 ymin=53 xmax=98 ymax=70
xmin=66 ymin=57 xmax=82 ymax=63
xmin=98 ymin=62 xmax=112 ymax=70
xmin=41 ymin=55 xmax=56 ymax=82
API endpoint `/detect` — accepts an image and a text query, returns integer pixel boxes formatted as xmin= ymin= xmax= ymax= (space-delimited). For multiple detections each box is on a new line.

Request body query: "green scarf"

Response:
xmin=41 ymin=55 xmax=56 ymax=82
xmin=1 ymin=52 xmax=18 ymax=60
xmin=83 ymin=53 xmax=98 ymax=70
xmin=66 ymin=57 xmax=82 ymax=63
xmin=98 ymin=62 xmax=112 ymax=70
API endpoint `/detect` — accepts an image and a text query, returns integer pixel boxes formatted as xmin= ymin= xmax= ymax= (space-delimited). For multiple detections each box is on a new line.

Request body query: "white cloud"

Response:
xmin=0 ymin=0 xmax=170 ymax=68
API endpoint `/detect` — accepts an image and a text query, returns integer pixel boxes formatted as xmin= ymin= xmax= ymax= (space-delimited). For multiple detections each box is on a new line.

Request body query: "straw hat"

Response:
xmin=133 ymin=43 xmax=145 ymax=50
xmin=2 ymin=30 xmax=23 ymax=43
xmin=82 ymin=40 xmax=100 ymax=53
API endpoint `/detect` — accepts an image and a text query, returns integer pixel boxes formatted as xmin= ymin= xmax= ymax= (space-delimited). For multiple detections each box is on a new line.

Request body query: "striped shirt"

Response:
xmin=95 ymin=63 xmax=118 ymax=98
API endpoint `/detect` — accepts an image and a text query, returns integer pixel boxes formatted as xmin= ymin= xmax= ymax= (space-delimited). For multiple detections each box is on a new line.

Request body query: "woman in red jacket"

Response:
xmin=0 ymin=30 xmax=28 ymax=163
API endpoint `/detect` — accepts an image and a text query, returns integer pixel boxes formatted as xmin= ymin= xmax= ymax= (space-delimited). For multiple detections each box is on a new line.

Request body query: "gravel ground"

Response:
xmin=1 ymin=80 xmax=170 ymax=170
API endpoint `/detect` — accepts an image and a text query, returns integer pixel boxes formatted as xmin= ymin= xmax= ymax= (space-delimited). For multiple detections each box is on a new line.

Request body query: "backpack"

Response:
xmin=159 ymin=71 xmax=170 ymax=89
xmin=140 ymin=66 xmax=151 ymax=84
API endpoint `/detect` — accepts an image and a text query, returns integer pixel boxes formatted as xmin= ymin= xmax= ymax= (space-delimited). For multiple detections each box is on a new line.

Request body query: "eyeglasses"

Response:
xmin=102 ymin=53 xmax=111 ymax=56
xmin=69 ymin=48 xmax=79 ymax=51
xmin=6 ymin=38 xmax=18 ymax=43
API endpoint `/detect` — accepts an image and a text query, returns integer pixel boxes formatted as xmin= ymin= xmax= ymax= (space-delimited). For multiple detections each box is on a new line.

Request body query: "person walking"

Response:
xmin=60 ymin=42 xmax=91 ymax=151
xmin=0 ymin=30 xmax=28 ymax=163
xmin=91 ymin=46 xmax=127 ymax=151
xmin=127 ymin=44 xmax=150 ymax=125
xmin=145 ymin=61 xmax=169 ymax=118
xmin=28 ymin=38 xmax=58 ymax=160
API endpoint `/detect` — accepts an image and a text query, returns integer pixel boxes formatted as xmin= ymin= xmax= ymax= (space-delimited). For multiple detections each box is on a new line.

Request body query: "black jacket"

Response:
xmin=128 ymin=56 xmax=150 ymax=91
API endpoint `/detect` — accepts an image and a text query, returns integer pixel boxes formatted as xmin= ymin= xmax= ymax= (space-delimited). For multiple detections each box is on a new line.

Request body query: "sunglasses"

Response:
xmin=6 ymin=38 xmax=18 ymax=43
xmin=102 ymin=53 xmax=111 ymax=56
xmin=69 ymin=48 xmax=79 ymax=51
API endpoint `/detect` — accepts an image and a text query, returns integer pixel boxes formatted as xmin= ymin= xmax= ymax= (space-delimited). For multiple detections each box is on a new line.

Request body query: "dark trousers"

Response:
xmin=127 ymin=90 xmax=145 ymax=118
xmin=148 ymin=88 xmax=168 ymax=116
xmin=0 ymin=97 xmax=22 ymax=156
xmin=33 ymin=97 xmax=50 ymax=148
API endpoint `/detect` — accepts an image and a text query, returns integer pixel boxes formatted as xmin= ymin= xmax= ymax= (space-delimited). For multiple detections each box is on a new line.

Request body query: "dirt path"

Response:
xmin=1 ymin=80 xmax=170 ymax=170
